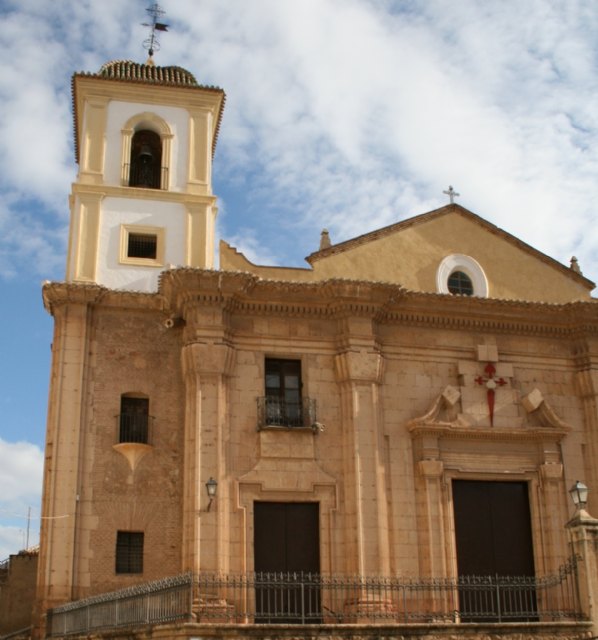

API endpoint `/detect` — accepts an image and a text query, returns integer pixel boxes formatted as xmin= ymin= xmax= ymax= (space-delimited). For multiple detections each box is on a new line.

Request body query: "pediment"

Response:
xmin=306 ymin=205 xmax=594 ymax=304
xmin=407 ymin=384 xmax=571 ymax=443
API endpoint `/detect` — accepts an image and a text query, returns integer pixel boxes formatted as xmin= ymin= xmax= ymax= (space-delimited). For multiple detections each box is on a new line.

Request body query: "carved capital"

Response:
xmin=181 ymin=342 xmax=235 ymax=380
xmin=576 ymin=369 xmax=598 ymax=398
xmin=417 ymin=459 xmax=444 ymax=478
xmin=539 ymin=462 xmax=563 ymax=481
xmin=334 ymin=350 xmax=384 ymax=384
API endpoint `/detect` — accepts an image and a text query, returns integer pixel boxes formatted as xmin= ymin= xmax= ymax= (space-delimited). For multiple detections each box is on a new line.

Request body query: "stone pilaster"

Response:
xmin=35 ymin=298 xmax=95 ymax=623
xmin=575 ymin=356 xmax=598 ymax=516
xmin=539 ymin=461 xmax=568 ymax=573
xmin=335 ymin=342 xmax=389 ymax=576
xmin=416 ymin=459 xmax=447 ymax=577
xmin=180 ymin=341 xmax=235 ymax=575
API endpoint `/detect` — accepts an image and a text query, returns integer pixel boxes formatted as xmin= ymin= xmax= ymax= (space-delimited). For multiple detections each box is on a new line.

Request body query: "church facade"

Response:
xmin=35 ymin=59 xmax=598 ymax=635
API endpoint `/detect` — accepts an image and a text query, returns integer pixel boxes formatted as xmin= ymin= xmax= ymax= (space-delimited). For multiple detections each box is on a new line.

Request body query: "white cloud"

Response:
xmin=0 ymin=438 xmax=43 ymax=559
xmin=1 ymin=0 xmax=598 ymax=282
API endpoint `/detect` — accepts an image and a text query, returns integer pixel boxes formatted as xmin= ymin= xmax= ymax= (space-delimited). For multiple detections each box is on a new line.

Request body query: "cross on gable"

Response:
xmin=443 ymin=185 xmax=460 ymax=204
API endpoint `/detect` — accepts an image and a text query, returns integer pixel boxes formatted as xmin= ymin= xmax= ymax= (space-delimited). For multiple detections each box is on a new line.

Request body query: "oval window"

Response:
xmin=447 ymin=270 xmax=474 ymax=296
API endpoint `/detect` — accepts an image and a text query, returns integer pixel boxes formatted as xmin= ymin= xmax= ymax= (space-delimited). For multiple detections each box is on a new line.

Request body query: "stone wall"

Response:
xmin=46 ymin=621 xmax=594 ymax=640
xmin=0 ymin=550 xmax=38 ymax=635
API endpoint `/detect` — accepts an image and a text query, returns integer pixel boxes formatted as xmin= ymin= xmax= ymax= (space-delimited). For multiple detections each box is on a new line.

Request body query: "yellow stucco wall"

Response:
xmin=220 ymin=209 xmax=594 ymax=303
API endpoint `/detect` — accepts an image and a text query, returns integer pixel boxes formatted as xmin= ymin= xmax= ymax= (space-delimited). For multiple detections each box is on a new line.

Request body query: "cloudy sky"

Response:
xmin=1 ymin=0 xmax=597 ymax=558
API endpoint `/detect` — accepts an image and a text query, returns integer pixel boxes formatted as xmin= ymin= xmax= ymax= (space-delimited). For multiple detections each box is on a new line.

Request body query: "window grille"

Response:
xmin=119 ymin=396 xmax=150 ymax=443
xmin=115 ymin=531 xmax=144 ymax=574
xmin=127 ymin=233 xmax=157 ymax=260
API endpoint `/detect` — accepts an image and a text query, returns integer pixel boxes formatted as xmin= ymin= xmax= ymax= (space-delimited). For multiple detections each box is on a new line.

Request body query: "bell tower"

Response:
xmin=66 ymin=60 xmax=225 ymax=292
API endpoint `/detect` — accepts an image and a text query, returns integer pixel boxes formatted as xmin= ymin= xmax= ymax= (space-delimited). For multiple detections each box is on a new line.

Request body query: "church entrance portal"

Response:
xmin=254 ymin=502 xmax=320 ymax=622
xmin=452 ymin=480 xmax=537 ymax=621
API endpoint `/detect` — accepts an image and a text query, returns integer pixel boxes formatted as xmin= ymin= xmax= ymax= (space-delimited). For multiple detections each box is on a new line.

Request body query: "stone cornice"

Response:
xmin=45 ymin=272 xmax=598 ymax=338
xmin=159 ymin=268 xmax=598 ymax=336
xmin=42 ymin=281 xmax=165 ymax=315
xmin=71 ymin=183 xmax=218 ymax=205
xmin=408 ymin=422 xmax=569 ymax=444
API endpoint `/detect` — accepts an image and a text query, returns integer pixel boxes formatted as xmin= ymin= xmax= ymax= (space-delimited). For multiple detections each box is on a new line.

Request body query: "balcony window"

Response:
xmin=118 ymin=396 xmax=150 ymax=444
xmin=258 ymin=359 xmax=316 ymax=429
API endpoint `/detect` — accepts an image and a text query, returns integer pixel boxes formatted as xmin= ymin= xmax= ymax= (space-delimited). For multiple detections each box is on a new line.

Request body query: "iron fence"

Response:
xmin=47 ymin=558 xmax=583 ymax=636
xmin=195 ymin=559 xmax=582 ymax=624
xmin=47 ymin=573 xmax=192 ymax=637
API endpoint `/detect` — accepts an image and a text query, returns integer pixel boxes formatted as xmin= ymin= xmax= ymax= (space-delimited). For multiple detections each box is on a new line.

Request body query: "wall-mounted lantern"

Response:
xmin=206 ymin=477 xmax=218 ymax=511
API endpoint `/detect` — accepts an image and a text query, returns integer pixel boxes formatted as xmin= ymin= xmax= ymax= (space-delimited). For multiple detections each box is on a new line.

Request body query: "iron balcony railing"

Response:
xmin=116 ymin=413 xmax=154 ymax=445
xmin=257 ymin=396 xmax=317 ymax=429
xmin=47 ymin=559 xmax=583 ymax=635
xmin=123 ymin=163 xmax=168 ymax=190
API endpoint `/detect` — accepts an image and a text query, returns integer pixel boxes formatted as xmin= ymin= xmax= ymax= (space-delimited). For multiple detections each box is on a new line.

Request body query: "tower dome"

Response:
xmin=96 ymin=60 xmax=199 ymax=86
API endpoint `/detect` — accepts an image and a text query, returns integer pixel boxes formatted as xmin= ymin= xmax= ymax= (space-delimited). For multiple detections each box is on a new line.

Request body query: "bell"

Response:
xmin=138 ymin=144 xmax=154 ymax=161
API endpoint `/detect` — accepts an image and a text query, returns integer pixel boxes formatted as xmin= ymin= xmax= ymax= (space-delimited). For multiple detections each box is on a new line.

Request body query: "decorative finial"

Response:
xmin=570 ymin=256 xmax=582 ymax=274
xmin=142 ymin=3 xmax=169 ymax=62
xmin=319 ymin=229 xmax=331 ymax=250
xmin=443 ymin=185 xmax=460 ymax=204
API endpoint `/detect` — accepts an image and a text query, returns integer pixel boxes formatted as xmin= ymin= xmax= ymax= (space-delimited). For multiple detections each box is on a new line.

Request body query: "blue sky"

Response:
xmin=1 ymin=0 xmax=598 ymax=558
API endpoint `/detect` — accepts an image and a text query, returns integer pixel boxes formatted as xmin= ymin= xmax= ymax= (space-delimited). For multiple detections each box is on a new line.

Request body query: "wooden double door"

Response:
xmin=453 ymin=480 xmax=537 ymax=621
xmin=254 ymin=502 xmax=320 ymax=623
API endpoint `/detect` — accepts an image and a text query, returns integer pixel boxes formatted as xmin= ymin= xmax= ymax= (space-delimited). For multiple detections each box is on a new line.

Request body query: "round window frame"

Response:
xmin=436 ymin=254 xmax=488 ymax=298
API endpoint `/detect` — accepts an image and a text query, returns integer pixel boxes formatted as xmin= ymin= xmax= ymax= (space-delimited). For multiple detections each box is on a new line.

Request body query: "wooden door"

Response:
xmin=452 ymin=480 xmax=536 ymax=621
xmin=254 ymin=502 xmax=320 ymax=622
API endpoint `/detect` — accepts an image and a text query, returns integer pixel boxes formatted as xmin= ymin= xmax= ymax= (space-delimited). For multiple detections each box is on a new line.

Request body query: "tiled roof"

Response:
xmin=97 ymin=60 xmax=199 ymax=86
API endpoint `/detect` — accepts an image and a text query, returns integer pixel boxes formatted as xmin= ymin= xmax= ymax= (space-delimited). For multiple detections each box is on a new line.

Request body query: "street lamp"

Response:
xmin=569 ymin=481 xmax=588 ymax=511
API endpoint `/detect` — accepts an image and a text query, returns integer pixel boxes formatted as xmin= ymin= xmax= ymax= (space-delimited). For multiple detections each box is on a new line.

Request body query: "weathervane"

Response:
xmin=142 ymin=3 xmax=169 ymax=60
xmin=443 ymin=185 xmax=460 ymax=204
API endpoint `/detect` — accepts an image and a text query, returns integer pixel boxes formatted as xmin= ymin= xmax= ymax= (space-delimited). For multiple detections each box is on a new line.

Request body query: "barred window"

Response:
xmin=127 ymin=233 xmax=157 ymax=260
xmin=116 ymin=531 xmax=144 ymax=574
xmin=119 ymin=396 xmax=149 ymax=444
xmin=120 ymin=225 xmax=164 ymax=266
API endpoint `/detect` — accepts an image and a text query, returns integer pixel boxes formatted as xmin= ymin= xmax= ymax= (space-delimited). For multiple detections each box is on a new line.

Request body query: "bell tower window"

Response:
xmin=129 ymin=130 xmax=162 ymax=189
xmin=121 ymin=113 xmax=172 ymax=190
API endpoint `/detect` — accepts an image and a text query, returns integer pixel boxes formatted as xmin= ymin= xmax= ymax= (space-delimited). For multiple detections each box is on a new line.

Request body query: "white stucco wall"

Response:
xmin=104 ymin=101 xmax=189 ymax=190
xmin=96 ymin=197 xmax=186 ymax=292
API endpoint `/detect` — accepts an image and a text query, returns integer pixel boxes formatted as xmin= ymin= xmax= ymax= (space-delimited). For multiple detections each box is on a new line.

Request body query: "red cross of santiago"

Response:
xmin=475 ymin=363 xmax=507 ymax=427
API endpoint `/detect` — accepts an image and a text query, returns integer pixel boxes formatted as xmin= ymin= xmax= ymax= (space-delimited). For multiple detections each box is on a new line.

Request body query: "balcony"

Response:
xmin=112 ymin=413 xmax=154 ymax=472
xmin=257 ymin=396 xmax=317 ymax=430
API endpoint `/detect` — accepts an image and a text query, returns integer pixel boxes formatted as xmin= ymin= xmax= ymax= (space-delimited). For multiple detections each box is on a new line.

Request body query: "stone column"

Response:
xmin=180 ymin=341 xmax=235 ymax=575
xmin=334 ymin=339 xmax=389 ymax=577
xmin=566 ymin=510 xmax=598 ymax=636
